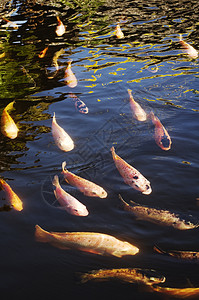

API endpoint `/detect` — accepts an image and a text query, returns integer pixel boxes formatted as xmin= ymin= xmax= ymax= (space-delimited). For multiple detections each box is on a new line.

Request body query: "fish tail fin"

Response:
xmin=52 ymin=112 xmax=56 ymax=123
xmin=52 ymin=175 xmax=60 ymax=188
xmin=5 ymin=101 xmax=15 ymax=112
xmin=110 ymin=146 xmax=116 ymax=158
xmin=0 ymin=178 xmax=6 ymax=190
xmin=153 ymin=245 xmax=166 ymax=255
xmin=61 ymin=161 xmax=67 ymax=173
xmin=80 ymin=272 xmax=94 ymax=283
xmin=35 ymin=225 xmax=51 ymax=243
xmin=118 ymin=194 xmax=130 ymax=207
xmin=127 ymin=89 xmax=133 ymax=99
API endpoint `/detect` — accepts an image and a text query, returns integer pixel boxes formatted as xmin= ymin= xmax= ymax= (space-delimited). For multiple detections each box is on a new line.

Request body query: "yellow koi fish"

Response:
xmin=55 ymin=16 xmax=66 ymax=37
xmin=80 ymin=268 xmax=165 ymax=285
xmin=64 ymin=60 xmax=77 ymax=88
xmin=179 ymin=34 xmax=198 ymax=59
xmin=52 ymin=175 xmax=89 ymax=216
xmin=35 ymin=225 xmax=139 ymax=257
xmin=0 ymin=179 xmax=23 ymax=211
xmin=128 ymin=89 xmax=147 ymax=121
xmin=115 ymin=24 xmax=124 ymax=39
xmin=51 ymin=112 xmax=74 ymax=152
xmin=1 ymin=101 xmax=19 ymax=139
xmin=111 ymin=147 xmax=152 ymax=195
xmin=61 ymin=161 xmax=107 ymax=198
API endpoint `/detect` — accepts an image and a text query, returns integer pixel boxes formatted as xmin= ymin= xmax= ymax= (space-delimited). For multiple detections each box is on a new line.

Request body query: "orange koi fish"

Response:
xmin=0 ymin=179 xmax=23 ymax=211
xmin=52 ymin=175 xmax=88 ymax=216
xmin=61 ymin=161 xmax=107 ymax=198
xmin=111 ymin=147 xmax=152 ymax=195
xmin=64 ymin=60 xmax=77 ymax=88
xmin=38 ymin=46 xmax=48 ymax=58
xmin=119 ymin=195 xmax=198 ymax=230
xmin=52 ymin=112 xmax=74 ymax=152
xmin=115 ymin=24 xmax=124 ymax=39
xmin=149 ymin=111 xmax=172 ymax=151
xmin=81 ymin=268 xmax=165 ymax=285
xmin=152 ymin=285 xmax=199 ymax=298
xmin=35 ymin=225 xmax=139 ymax=257
xmin=55 ymin=16 xmax=66 ymax=37
xmin=179 ymin=34 xmax=198 ymax=59
xmin=1 ymin=101 xmax=19 ymax=139
xmin=128 ymin=89 xmax=147 ymax=121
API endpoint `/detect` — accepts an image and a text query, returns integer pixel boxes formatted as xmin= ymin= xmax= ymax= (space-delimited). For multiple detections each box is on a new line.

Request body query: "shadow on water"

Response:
xmin=0 ymin=0 xmax=199 ymax=299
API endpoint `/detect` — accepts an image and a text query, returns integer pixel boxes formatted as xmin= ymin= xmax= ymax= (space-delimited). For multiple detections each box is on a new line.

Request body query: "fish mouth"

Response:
xmin=142 ymin=187 xmax=152 ymax=195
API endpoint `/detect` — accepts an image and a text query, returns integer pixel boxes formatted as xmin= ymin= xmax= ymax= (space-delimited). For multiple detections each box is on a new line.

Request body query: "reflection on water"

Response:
xmin=0 ymin=0 xmax=199 ymax=299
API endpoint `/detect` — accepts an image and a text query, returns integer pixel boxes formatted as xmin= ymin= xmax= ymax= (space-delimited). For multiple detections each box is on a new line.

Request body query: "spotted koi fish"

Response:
xmin=69 ymin=93 xmax=88 ymax=114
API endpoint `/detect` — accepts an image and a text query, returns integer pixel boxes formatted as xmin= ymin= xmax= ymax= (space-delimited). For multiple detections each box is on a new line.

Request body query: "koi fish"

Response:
xmin=111 ymin=147 xmax=152 ymax=195
xmin=52 ymin=175 xmax=88 ymax=216
xmin=61 ymin=161 xmax=107 ymax=198
xmin=0 ymin=179 xmax=23 ymax=211
xmin=154 ymin=245 xmax=199 ymax=260
xmin=152 ymin=285 xmax=199 ymax=298
xmin=149 ymin=111 xmax=172 ymax=151
xmin=35 ymin=225 xmax=139 ymax=257
xmin=69 ymin=94 xmax=89 ymax=114
xmin=64 ymin=60 xmax=77 ymax=88
xmin=119 ymin=195 xmax=198 ymax=230
xmin=1 ymin=101 xmax=19 ymax=139
xmin=115 ymin=24 xmax=124 ymax=39
xmin=55 ymin=16 xmax=66 ymax=37
xmin=80 ymin=268 xmax=165 ymax=285
xmin=38 ymin=46 xmax=48 ymax=58
xmin=51 ymin=112 xmax=74 ymax=152
xmin=128 ymin=89 xmax=147 ymax=121
xmin=179 ymin=34 xmax=198 ymax=59
xmin=47 ymin=48 xmax=65 ymax=79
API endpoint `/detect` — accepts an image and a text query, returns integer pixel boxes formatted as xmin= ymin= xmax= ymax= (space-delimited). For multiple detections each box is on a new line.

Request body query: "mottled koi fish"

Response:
xmin=61 ymin=161 xmax=107 ymax=198
xmin=0 ymin=179 xmax=23 ymax=211
xmin=55 ymin=16 xmax=66 ymax=37
xmin=115 ymin=23 xmax=124 ymax=39
xmin=128 ymin=89 xmax=147 ymax=121
xmin=80 ymin=268 xmax=165 ymax=285
xmin=51 ymin=112 xmax=74 ymax=152
xmin=152 ymin=285 xmax=199 ymax=298
xmin=119 ymin=195 xmax=199 ymax=230
xmin=154 ymin=245 xmax=199 ymax=260
xmin=69 ymin=93 xmax=89 ymax=114
xmin=111 ymin=147 xmax=152 ymax=195
xmin=52 ymin=175 xmax=88 ymax=216
xmin=149 ymin=111 xmax=172 ymax=151
xmin=179 ymin=34 xmax=198 ymax=59
xmin=64 ymin=60 xmax=77 ymax=88
xmin=1 ymin=101 xmax=19 ymax=139
xmin=35 ymin=225 xmax=139 ymax=257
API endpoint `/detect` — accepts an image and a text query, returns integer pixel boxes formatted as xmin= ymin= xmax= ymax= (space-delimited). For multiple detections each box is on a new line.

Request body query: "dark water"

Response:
xmin=0 ymin=0 xmax=199 ymax=299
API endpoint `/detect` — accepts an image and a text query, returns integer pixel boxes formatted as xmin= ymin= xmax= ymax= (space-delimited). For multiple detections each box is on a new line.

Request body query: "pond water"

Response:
xmin=0 ymin=0 xmax=199 ymax=299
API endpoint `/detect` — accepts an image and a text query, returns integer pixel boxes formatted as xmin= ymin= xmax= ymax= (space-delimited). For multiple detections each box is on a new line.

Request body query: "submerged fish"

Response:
xmin=80 ymin=268 xmax=165 ymax=285
xmin=152 ymin=285 xmax=199 ymax=298
xmin=64 ymin=60 xmax=77 ymax=88
xmin=61 ymin=161 xmax=107 ymax=198
xmin=154 ymin=245 xmax=199 ymax=260
xmin=52 ymin=175 xmax=88 ymax=216
xmin=119 ymin=195 xmax=198 ymax=230
xmin=115 ymin=24 xmax=124 ymax=39
xmin=55 ymin=16 xmax=66 ymax=36
xmin=111 ymin=147 xmax=152 ymax=195
xmin=149 ymin=111 xmax=172 ymax=151
xmin=128 ymin=89 xmax=147 ymax=121
xmin=1 ymin=101 xmax=19 ymax=139
xmin=2 ymin=17 xmax=18 ymax=29
xmin=38 ymin=46 xmax=48 ymax=58
xmin=51 ymin=112 xmax=74 ymax=152
xmin=69 ymin=94 xmax=88 ymax=114
xmin=0 ymin=179 xmax=23 ymax=211
xmin=35 ymin=225 xmax=139 ymax=257
xmin=179 ymin=34 xmax=198 ymax=59
xmin=47 ymin=48 xmax=65 ymax=79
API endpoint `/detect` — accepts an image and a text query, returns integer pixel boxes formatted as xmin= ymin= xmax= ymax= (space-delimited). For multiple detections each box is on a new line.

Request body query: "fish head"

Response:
xmin=115 ymin=242 xmax=139 ymax=257
xmin=131 ymin=178 xmax=152 ymax=195
xmin=142 ymin=183 xmax=152 ymax=195
xmin=140 ymin=269 xmax=166 ymax=285
xmin=69 ymin=205 xmax=89 ymax=217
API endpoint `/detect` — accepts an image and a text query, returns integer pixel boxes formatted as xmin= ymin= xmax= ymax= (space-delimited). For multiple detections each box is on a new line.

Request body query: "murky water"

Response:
xmin=0 ymin=0 xmax=199 ymax=299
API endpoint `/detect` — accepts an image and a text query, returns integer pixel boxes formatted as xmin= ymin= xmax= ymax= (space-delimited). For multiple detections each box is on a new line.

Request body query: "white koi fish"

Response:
xmin=111 ymin=147 xmax=152 ymax=195
xmin=128 ymin=89 xmax=147 ymax=121
xmin=115 ymin=24 xmax=124 ymax=39
xmin=64 ymin=60 xmax=77 ymax=88
xmin=51 ymin=112 xmax=74 ymax=152
xmin=179 ymin=34 xmax=198 ymax=59
xmin=52 ymin=175 xmax=89 ymax=216
xmin=55 ymin=16 xmax=66 ymax=37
